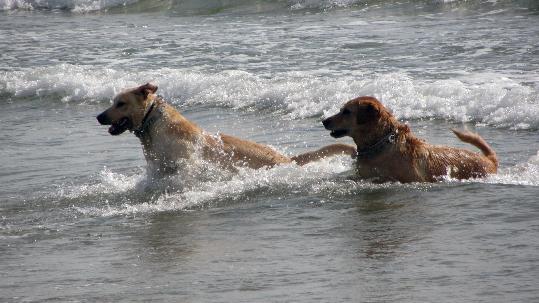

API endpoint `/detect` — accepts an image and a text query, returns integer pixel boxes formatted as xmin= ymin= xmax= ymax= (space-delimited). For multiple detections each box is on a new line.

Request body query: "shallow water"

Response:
xmin=1 ymin=0 xmax=539 ymax=302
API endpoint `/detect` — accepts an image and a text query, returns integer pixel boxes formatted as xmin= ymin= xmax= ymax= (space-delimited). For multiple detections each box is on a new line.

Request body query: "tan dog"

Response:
xmin=322 ymin=96 xmax=498 ymax=183
xmin=97 ymin=83 xmax=355 ymax=176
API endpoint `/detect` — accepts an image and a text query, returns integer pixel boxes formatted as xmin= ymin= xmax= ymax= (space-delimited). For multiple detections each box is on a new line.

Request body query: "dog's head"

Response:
xmin=96 ymin=83 xmax=158 ymax=135
xmin=322 ymin=96 xmax=394 ymax=141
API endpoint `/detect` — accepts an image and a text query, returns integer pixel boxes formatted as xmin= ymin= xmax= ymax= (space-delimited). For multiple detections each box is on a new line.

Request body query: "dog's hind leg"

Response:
xmin=291 ymin=143 xmax=356 ymax=165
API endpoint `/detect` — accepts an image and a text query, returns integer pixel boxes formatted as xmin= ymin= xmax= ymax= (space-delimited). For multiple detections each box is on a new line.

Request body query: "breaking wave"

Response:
xmin=1 ymin=0 xmax=526 ymax=14
xmin=2 ymin=64 xmax=538 ymax=130
xmin=0 ymin=0 xmax=365 ymax=13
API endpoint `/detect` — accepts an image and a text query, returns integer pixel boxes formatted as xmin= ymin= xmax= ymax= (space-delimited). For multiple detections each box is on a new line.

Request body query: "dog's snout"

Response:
xmin=96 ymin=111 xmax=111 ymax=125
xmin=322 ymin=117 xmax=331 ymax=129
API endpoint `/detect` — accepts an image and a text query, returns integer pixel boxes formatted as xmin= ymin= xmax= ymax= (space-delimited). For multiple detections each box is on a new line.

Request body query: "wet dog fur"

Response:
xmin=322 ymin=96 xmax=498 ymax=183
xmin=97 ymin=83 xmax=355 ymax=176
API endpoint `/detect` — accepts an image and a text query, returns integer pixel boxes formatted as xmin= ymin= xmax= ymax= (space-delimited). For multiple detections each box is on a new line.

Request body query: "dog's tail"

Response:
xmin=451 ymin=128 xmax=498 ymax=168
xmin=291 ymin=143 xmax=356 ymax=166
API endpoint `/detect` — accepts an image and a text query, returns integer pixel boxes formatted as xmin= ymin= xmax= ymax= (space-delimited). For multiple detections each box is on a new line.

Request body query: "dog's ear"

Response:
xmin=134 ymin=83 xmax=158 ymax=99
xmin=356 ymin=102 xmax=379 ymax=124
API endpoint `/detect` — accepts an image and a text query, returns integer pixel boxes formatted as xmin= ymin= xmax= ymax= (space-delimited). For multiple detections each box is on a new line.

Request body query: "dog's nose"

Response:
xmin=322 ymin=118 xmax=331 ymax=129
xmin=96 ymin=112 xmax=111 ymax=125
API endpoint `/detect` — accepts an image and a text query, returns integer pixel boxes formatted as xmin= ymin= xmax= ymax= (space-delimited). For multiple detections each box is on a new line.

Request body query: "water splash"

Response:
xmin=435 ymin=150 xmax=539 ymax=187
xmin=63 ymin=148 xmax=539 ymax=218
xmin=68 ymin=156 xmax=354 ymax=216
xmin=56 ymin=167 xmax=145 ymax=199
xmin=483 ymin=151 xmax=539 ymax=186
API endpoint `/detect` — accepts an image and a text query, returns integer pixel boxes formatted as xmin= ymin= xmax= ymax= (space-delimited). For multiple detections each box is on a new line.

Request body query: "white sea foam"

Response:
xmin=289 ymin=0 xmax=362 ymax=10
xmin=288 ymin=0 xmax=469 ymax=11
xmin=1 ymin=0 xmax=33 ymax=10
xmin=2 ymin=65 xmax=538 ymax=130
xmin=430 ymin=0 xmax=459 ymax=3
xmin=0 ymin=0 xmax=497 ymax=13
xmin=0 ymin=0 xmax=361 ymax=12
xmin=0 ymin=0 xmax=136 ymax=12
xmin=482 ymin=151 xmax=539 ymax=187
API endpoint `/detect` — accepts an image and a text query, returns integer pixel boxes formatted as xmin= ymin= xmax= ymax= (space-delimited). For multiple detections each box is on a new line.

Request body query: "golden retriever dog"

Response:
xmin=322 ymin=96 xmax=498 ymax=183
xmin=97 ymin=83 xmax=355 ymax=176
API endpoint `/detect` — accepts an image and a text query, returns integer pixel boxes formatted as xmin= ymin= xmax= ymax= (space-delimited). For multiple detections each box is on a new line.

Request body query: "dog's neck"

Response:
xmin=134 ymin=96 xmax=162 ymax=139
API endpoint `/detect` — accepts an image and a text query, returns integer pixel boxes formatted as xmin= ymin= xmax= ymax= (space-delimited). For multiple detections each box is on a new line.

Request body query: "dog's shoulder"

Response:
xmin=154 ymin=103 xmax=202 ymax=138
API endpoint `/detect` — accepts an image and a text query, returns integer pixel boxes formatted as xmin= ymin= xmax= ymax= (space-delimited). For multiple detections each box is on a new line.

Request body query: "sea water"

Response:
xmin=1 ymin=0 xmax=539 ymax=302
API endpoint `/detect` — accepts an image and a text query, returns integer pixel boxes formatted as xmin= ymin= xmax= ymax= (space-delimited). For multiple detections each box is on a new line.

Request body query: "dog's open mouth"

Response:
xmin=330 ymin=129 xmax=348 ymax=138
xmin=108 ymin=117 xmax=132 ymax=135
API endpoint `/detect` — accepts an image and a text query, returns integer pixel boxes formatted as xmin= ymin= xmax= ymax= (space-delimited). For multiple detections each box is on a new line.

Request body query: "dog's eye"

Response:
xmin=342 ymin=108 xmax=351 ymax=115
xmin=116 ymin=101 xmax=126 ymax=108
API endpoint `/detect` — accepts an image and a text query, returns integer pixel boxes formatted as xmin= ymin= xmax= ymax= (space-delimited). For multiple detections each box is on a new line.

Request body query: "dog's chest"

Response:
xmin=146 ymin=135 xmax=194 ymax=159
xmin=356 ymin=159 xmax=391 ymax=180
xmin=356 ymin=154 xmax=420 ymax=183
xmin=139 ymin=123 xmax=200 ymax=171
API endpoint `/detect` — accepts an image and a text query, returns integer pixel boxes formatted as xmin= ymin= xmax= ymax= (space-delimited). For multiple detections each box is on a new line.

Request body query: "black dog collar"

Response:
xmin=356 ymin=130 xmax=397 ymax=160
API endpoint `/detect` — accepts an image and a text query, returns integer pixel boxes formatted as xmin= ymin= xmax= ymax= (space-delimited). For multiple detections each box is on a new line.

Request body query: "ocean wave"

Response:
xmin=1 ymin=0 xmax=353 ymax=13
xmin=2 ymin=64 xmax=538 ymax=130
xmin=0 ymin=0 xmax=504 ymax=13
